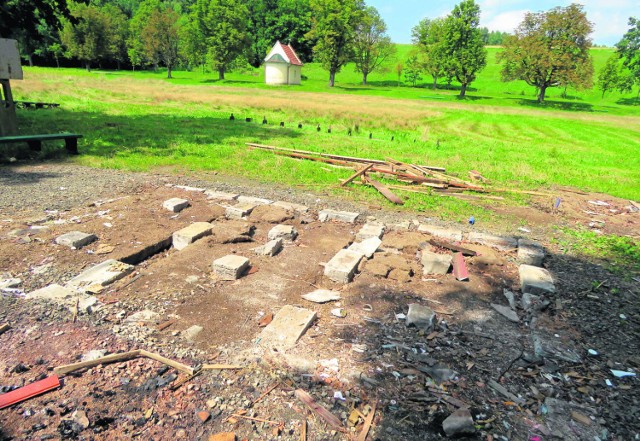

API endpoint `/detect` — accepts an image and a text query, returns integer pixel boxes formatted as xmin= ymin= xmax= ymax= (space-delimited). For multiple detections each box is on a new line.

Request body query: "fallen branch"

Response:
xmin=295 ymin=389 xmax=345 ymax=432
xmin=229 ymin=413 xmax=281 ymax=426
xmin=202 ymin=364 xmax=245 ymax=370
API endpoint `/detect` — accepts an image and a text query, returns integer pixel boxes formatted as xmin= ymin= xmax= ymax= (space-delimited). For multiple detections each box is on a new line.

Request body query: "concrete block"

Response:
xmin=418 ymin=224 xmax=463 ymax=242
xmin=348 ymin=237 xmax=382 ymax=259
xmin=518 ymin=238 xmax=545 ymax=266
xmin=204 ymin=190 xmax=238 ymax=201
xmin=125 ymin=309 xmax=161 ymax=324
xmin=237 ymin=195 xmax=272 ymax=205
xmin=173 ymin=222 xmax=212 ymax=250
xmin=421 ymin=251 xmax=452 ymax=275
xmin=0 ymin=278 xmax=21 ymax=289
xmin=55 ymin=231 xmax=97 ymax=249
xmin=467 ymin=232 xmax=518 ymax=251
xmin=406 ymin=304 xmax=436 ymax=331
xmin=324 ymin=249 xmax=364 ymax=283
xmin=491 ymin=303 xmax=520 ymax=323
xmin=172 ymin=185 xmax=205 ymax=192
xmin=272 ymin=201 xmax=309 ymax=213
xmin=182 ymin=325 xmax=203 ymax=342
xmin=162 ymin=198 xmax=190 ymax=213
xmin=267 ymin=224 xmax=298 ymax=241
xmin=259 ymin=305 xmax=316 ymax=347
xmin=26 ymin=284 xmax=79 ymax=303
xmin=301 ymin=289 xmax=341 ymax=303
xmin=225 ymin=202 xmax=257 ymax=220
xmin=255 ymin=239 xmax=283 ymax=256
xmin=66 ymin=260 xmax=134 ymax=291
xmin=319 ymin=209 xmax=359 ymax=224
xmin=356 ymin=223 xmax=385 ymax=241
xmin=213 ymin=255 xmax=250 ymax=280
xmin=443 ymin=409 xmax=476 ymax=437
xmin=519 ymin=264 xmax=555 ymax=295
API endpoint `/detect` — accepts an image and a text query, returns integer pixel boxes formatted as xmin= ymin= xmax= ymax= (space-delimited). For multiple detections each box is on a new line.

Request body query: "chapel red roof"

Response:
xmin=281 ymin=43 xmax=303 ymax=66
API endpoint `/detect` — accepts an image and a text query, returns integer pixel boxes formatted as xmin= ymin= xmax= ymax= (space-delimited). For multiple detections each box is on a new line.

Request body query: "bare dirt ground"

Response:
xmin=1 ymin=162 xmax=638 ymax=441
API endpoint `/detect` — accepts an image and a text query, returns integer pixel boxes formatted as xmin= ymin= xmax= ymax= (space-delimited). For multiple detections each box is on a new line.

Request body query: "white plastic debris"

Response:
xmin=518 ymin=227 xmax=531 ymax=233
xmin=588 ymin=349 xmax=599 ymax=356
xmin=620 ymin=314 xmax=627 ymax=320
xmin=333 ymin=391 xmax=346 ymax=401
xmin=395 ymin=313 xmax=407 ymax=320
xmin=605 ymin=379 xmax=613 ymax=387
xmin=331 ymin=308 xmax=346 ymax=318
xmin=611 ymin=370 xmax=636 ymax=378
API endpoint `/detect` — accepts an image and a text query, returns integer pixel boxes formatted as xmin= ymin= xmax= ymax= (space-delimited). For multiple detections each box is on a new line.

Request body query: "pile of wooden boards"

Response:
xmin=246 ymin=143 xmax=499 ymax=205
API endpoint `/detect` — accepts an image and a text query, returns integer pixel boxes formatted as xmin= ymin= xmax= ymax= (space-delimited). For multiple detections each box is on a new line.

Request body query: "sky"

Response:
xmin=367 ymin=0 xmax=640 ymax=46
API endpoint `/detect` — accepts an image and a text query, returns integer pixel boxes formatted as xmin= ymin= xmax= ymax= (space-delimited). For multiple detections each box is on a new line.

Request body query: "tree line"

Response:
xmin=1 ymin=0 xmax=639 ymax=102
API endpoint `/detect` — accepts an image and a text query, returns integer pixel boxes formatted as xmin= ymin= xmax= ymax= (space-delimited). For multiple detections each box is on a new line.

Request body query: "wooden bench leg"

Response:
xmin=27 ymin=140 xmax=42 ymax=152
xmin=65 ymin=138 xmax=79 ymax=155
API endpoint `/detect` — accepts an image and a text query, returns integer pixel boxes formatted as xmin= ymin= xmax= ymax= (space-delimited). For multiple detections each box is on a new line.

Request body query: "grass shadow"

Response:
xmin=616 ymin=97 xmax=640 ymax=106
xmin=515 ymin=98 xmax=594 ymax=112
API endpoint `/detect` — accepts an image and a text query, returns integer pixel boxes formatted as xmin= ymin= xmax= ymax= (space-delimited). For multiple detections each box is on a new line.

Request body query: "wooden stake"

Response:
xmin=0 ymin=323 xmax=10 ymax=335
xmin=357 ymin=402 xmax=377 ymax=441
xmin=364 ymin=177 xmax=404 ymax=205
xmin=301 ymin=419 xmax=307 ymax=441
xmin=229 ymin=413 xmax=281 ymax=426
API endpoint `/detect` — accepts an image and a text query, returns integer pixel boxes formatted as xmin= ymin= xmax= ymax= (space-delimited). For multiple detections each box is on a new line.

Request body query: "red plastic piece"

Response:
xmin=452 ymin=252 xmax=469 ymax=281
xmin=0 ymin=375 xmax=60 ymax=409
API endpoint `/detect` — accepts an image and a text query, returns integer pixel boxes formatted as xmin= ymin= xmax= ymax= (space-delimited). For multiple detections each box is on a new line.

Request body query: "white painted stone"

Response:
xmin=182 ymin=325 xmax=204 ymax=342
xmin=267 ymin=224 xmax=298 ymax=241
xmin=255 ymin=239 xmax=283 ymax=256
xmin=76 ymin=296 xmax=99 ymax=313
xmin=517 ymin=238 xmax=545 ymax=266
xmin=260 ymin=305 xmax=317 ymax=347
xmin=212 ymin=255 xmax=250 ymax=280
xmin=67 ymin=260 xmax=134 ymax=291
xmin=81 ymin=350 xmax=106 ymax=362
xmin=301 ymin=289 xmax=341 ymax=303
xmin=237 ymin=195 xmax=272 ymax=205
xmin=348 ymin=237 xmax=382 ymax=259
xmin=324 ymin=249 xmax=364 ymax=283
xmin=356 ymin=223 xmax=385 ymax=242
xmin=389 ymin=220 xmax=412 ymax=231
xmin=204 ymin=190 xmax=238 ymax=201
xmin=467 ymin=232 xmax=518 ymax=251
xmin=272 ymin=201 xmax=309 ymax=213
xmin=418 ymin=224 xmax=463 ymax=242
xmin=172 ymin=222 xmax=212 ymax=250
xmin=0 ymin=278 xmax=21 ymax=289
xmin=55 ymin=231 xmax=97 ymax=249
xmin=406 ymin=304 xmax=436 ymax=331
xmin=162 ymin=198 xmax=190 ymax=213
xmin=421 ymin=251 xmax=452 ymax=275
xmin=26 ymin=284 xmax=79 ymax=302
xmin=173 ymin=185 xmax=205 ymax=192
xmin=225 ymin=202 xmax=257 ymax=220
xmin=319 ymin=209 xmax=359 ymax=224
xmin=519 ymin=264 xmax=555 ymax=295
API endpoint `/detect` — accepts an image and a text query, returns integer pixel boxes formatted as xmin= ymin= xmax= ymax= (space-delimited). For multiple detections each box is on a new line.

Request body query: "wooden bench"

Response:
xmin=0 ymin=133 xmax=82 ymax=155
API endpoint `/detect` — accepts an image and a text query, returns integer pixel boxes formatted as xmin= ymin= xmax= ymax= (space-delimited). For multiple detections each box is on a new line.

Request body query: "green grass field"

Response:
xmin=9 ymin=46 xmax=640 ymax=227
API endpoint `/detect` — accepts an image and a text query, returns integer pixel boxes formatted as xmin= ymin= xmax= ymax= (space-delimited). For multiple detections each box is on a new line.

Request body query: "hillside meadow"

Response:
xmin=9 ymin=46 xmax=640 ymax=226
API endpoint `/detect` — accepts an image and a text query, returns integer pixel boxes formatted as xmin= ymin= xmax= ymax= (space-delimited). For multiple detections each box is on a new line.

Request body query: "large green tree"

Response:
xmin=141 ymin=7 xmax=181 ymax=78
xmin=616 ymin=17 xmax=640 ymax=100
xmin=498 ymin=4 xmax=594 ymax=103
xmin=440 ymin=0 xmax=486 ymax=97
xmin=192 ymin=0 xmax=250 ymax=80
xmin=412 ymin=17 xmax=447 ymax=90
xmin=352 ymin=6 xmax=395 ymax=85
xmin=307 ymin=0 xmax=364 ymax=87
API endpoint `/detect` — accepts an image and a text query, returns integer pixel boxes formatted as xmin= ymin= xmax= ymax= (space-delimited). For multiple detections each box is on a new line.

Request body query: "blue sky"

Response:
xmin=367 ymin=0 xmax=640 ymax=46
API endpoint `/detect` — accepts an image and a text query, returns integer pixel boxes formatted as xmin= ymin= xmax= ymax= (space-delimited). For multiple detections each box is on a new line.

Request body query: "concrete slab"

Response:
xmin=267 ymin=224 xmax=298 ymax=241
xmin=517 ymin=239 xmax=545 ymax=267
xmin=259 ymin=305 xmax=317 ymax=347
xmin=324 ymin=249 xmax=364 ymax=283
xmin=0 ymin=278 xmax=21 ymax=289
xmin=421 ymin=251 xmax=452 ymax=275
xmin=272 ymin=201 xmax=309 ymax=213
xmin=467 ymin=232 xmax=518 ymax=251
xmin=173 ymin=222 xmax=213 ymax=250
xmin=255 ymin=239 xmax=283 ymax=256
xmin=406 ymin=304 xmax=436 ymax=331
xmin=348 ymin=237 xmax=382 ymax=259
xmin=417 ymin=224 xmax=463 ymax=242
xmin=491 ymin=304 xmax=520 ymax=323
xmin=66 ymin=260 xmax=134 ymax=292
xmin=26 ymin=284 xmax=80 ymax=302
xmin=162 ymin=198 xmax=190 ymax=213
xmin=204 ymin=190 xmax=239 ymax=201
xmin=212 ymin=255 xmax=250 ymax=280
xmin=225 ymin=202 xmax=257 ymax=220
xmin=172 ymin=185 xmax=205 ymax=192
xmin=301 ymin=289 xmax=341 ymax=303
xmin=125 ymin=309 xmax=161 ymax=324
xmin=55 ymin=231 xmax=97 ymax=249
xmin=237 ymin=195 xmax=272 ymax=205
xmin=319 ymin=209 xmax=359 ymax=224
xmin=356 ymin=223 xmax=385 ymax=241
xmin=519 ymin=264 xmax=555 ymax=295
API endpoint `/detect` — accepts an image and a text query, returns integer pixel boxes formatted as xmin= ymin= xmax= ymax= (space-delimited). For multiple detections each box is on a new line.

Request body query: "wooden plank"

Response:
xmin=54 ymin=350 xmax=141 ymax=376
xmin=247 ymin=143 xmax=388 ymax=166
xmin=429 ymin=239 xmax=477 ymax=256
xmin=139 ymin=350 xmax=195 ymax=376
xmin=468 ymin=170 xmax=488 ymax=182
xmin=0 ymin=375 xmax=60 ymax=409
xmin=274 ymin=151 xmax=352 ymax=167
xmin=201 ymin=364 xmax=244 ymax=370
xmin=452 ymin=252 xmax=469 ymax=281
xmin=295 ymin=389 xmax=344 ymax=432
xmin=0 ymin=323 xmax=10 ymax=335
xmin=357 ymin=402 xmax=377 ymax=441
xmin=340 ymin=163 xmax=374 ymax=187
xmin=364 ymin=177 xmax=404 ymax=205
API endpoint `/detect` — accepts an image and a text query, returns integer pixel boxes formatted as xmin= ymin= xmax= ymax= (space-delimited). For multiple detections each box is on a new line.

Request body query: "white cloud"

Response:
xmin=482 ymin=9 xmax=529 ymax=33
